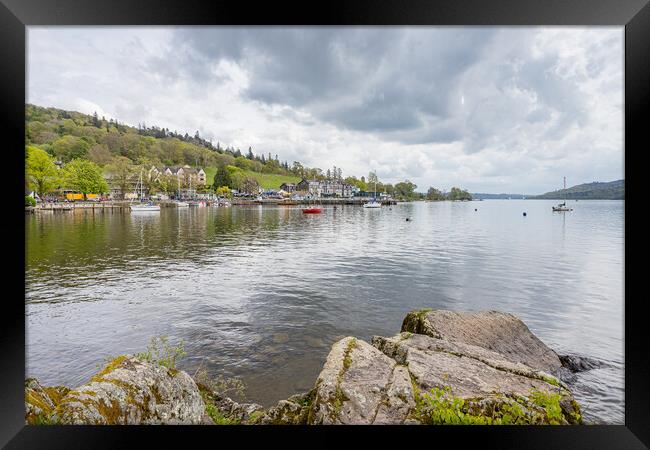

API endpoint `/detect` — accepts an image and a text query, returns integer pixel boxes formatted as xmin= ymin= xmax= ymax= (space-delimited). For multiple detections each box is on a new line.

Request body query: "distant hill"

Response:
xmin=532 ymin=180 xmax=624 ymax=200
xmin=471 ymin=193 xmax=528 ymax=200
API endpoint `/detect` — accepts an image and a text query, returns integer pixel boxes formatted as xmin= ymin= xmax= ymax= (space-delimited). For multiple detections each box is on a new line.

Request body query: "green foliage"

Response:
xmin=103 ymin=156 xmax=135 ymax=199
xmin=447 ymin=186 xmax=472 ymax=201
xmin=26 ymin=146 xmax=60 ymax=196
xmin=62 ymin=159 xmax=108 ymax=196
xmin=215 ymin=186 xmax=231 ymax=198
xmin=135 ymin=336 xmax=186 ymax=371
xmin=25 ymin=195 xmax=36 ymax=207
xmin=205 ymin=402 xmax=238 ymax=425
xmin=415 ymin=386 xmax=491 ymax=425
xmin=212 ymin=165 xmax=233 ymax=191
xmin=194 ymin=364 xmax=246 ymax=400
xmin=413 ymin=386 xmax=569 ymax=425
xmin=529 ymin=389 xmax=564 ymax=424
xmin=426 ymin=187 xmax=445 ymax=201
xmin=393 ymin=180 xmax=418 ymax=200
xmin=52 ymin=135 xmax=90 ymax=162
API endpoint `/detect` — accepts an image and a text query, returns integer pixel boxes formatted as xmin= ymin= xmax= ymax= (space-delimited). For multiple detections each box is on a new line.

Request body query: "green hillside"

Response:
xmin=533 ymin=180 xmax=624 ymax=200
xmin=205 ymin=166 xmax=300 ymax=190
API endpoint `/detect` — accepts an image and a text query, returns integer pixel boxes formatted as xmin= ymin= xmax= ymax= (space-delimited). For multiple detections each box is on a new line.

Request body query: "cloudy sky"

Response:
xmin=27 ymin=27 xmax=623 ymax=194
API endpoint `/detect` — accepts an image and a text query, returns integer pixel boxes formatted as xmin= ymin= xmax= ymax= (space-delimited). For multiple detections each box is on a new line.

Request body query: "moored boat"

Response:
xmin=363 ymin=172 xmax=382 ymax=208
xmin=552 ymin=177 xmax=573 ymax=212
xmin=130 ymin=170 xmax=160 ymax=212
xmin=302 ymin=207 xmax=322 ymax=214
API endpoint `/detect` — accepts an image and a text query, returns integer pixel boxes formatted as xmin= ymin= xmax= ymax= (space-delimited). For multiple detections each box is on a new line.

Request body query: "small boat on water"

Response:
xmin=131 ymin=203 xmax=161 ymax=212
xmin=175 ymin=201 xmax=189 ymax=208
xmin=363 ymin=173 xmax=382 ymax=208
xmin=552 ymin=176 xmax=573 ymax=212
xmin=302 ymin=207 xmax=322 ymax=214
xmin=363 ymin=200 xmax=381 ymax=208
xmin=130 ymin=170 xmax=160 ymax=212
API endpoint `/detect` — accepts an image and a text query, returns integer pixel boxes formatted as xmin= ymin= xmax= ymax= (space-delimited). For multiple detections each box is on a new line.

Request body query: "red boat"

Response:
xmin=302 ymin=207 xmax=322 ymax=214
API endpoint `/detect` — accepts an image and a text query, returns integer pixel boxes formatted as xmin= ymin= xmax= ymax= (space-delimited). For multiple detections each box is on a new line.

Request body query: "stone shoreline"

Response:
xmin=26 ymin=309 xmax=599 ymax=425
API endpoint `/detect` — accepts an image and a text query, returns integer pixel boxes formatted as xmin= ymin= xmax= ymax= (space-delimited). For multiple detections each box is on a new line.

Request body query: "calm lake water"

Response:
xmin=25 ymin=200 xmax=624 ymax=424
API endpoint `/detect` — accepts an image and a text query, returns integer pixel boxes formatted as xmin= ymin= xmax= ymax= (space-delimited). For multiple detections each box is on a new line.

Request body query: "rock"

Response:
xmin=51 ymin=355 xmax=205 ymax=424
xmin=559 ymin=354 xmax=608 ymax=373
xmin=371 ymin=331 xmax=580 ymax=424
xmin=260 ymin=398 xmax=308 ymax=425
xmin=373 ymin=332 xmax=566 ymax=397
xmin=25 ymin=378 xmax=69 ymax=425
xmin=208 ymin=392 xmax=265 ymax=424
xmin=401 ymin=309 xmax=562 ymax=374
xmin=308 ymin=337 xmax=415 ymax=424
xmin=272 ymin=333 xmax=290 ymax=344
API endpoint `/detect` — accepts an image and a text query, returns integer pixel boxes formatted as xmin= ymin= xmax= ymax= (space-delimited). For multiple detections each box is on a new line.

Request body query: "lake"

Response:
xmin=25 ymin=200 xmax=624 ymax=424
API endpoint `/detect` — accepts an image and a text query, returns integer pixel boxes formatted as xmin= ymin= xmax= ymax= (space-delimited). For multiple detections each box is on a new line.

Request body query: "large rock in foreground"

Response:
xmin=298 ymin=309 xmax=582 ymax=425
xmin=26 ymin=356 xmax=205 ymax=425
xmin=401 ymin=309 xmax=563 ymax=374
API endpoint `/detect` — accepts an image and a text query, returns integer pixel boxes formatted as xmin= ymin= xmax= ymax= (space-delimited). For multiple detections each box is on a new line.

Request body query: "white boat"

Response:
xmin=552 ymin=177 xmax=573 ymax=212
xmin=175 ymin=201 xmax=189 ymax=208
xmin=130 ymin=169 xmax=160 ymax=212
xmin=131 ymin=203 xmax=161 ymax=212
xmin=363 ymin=173 xmax=382 ymax=208
xmin=363 ymin=200 xmax=382 ymax=208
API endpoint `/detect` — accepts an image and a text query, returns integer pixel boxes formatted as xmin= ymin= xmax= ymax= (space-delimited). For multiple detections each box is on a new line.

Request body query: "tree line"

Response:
xmin=25 ymin=104 xmax=473 ymax=201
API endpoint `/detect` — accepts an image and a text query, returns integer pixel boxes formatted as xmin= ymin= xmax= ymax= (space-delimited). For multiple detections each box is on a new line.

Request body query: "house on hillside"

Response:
xmin=279 ymin=183 xmax=296 ymax=192
xmin=160 ymin=165 xmax=207 ymax=185
xmin=296 ymin=178 xmax=353 ymax=198
xmin=296 ymin=179 xmax=322 ymax=197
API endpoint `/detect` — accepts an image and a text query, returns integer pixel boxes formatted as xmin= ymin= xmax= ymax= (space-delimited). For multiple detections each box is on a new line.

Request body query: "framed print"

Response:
xmin=2 ymin=0 xmax=648 ymax=448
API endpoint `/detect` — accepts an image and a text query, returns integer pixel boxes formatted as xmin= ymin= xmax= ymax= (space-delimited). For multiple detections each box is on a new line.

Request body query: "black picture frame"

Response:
xmin=2 ymin=0 xmax=648 ymax=448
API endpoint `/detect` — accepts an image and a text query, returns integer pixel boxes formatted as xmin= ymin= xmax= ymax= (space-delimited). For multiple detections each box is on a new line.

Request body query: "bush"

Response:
xmin=135 ymin=336 xmax=186 ymax=370
xmin=25 ymin=195 xmax=36 ymax=207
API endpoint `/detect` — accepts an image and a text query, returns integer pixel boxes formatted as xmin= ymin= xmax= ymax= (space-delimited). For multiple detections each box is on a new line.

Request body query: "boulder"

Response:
xmin=308 ymin=337 xmax=415 ymax=424
xmin=401 ymin=309 xmax=563 ymax=374
xmin=559 ymin=354 xmax=608 ymax=373
xmin=40 ymin=355 xmax=205 ymax=424
xmin=372 ymin=332 xmax=580 ymax=424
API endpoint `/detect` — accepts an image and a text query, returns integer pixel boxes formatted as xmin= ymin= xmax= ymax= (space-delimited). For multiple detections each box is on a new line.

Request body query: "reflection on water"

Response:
xmin=25 ymin=200 xmax=624 ymax=423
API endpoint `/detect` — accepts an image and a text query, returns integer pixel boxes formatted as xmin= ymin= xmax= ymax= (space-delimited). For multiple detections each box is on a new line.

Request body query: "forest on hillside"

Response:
xmin=532 ymin=180 xmax=624 ymax=200
xmin=25 ymin=104 xmax=469 ymax=201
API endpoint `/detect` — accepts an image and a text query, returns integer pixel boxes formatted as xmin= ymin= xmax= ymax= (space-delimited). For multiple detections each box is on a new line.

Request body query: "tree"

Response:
xmin=215 ymin=186 xmax=231 ymax=198
xmin=394 ymin=180 xmax=417 ymax=200
xmin=104 ymin=156 xmax=135 ymax=199
xmin=52 ymin=135 xmax=90 ymax=162
xmin=241 ymin=176 xmax=260 ymax=194
xmin=26 ymin=146 xmax=60 ymax=197
xmin=247 ymin=147 xmax=254 ymax=160
xmin=448 ymin=187 xmax=472 ymax=201
xmin=427 ymin=187 xmax=444 ymax=201
xmin=87 ymin=144 xmax=113 ymax=166
xmin=63 ymin=159 xmax=108 ymax=199
xmin=368 ymin=171 xmax=379 ymax=186
xmin=157 ymin=173 xmax=176 ymax=195
xmin=213 ymin=165 xmax=233 ymax=191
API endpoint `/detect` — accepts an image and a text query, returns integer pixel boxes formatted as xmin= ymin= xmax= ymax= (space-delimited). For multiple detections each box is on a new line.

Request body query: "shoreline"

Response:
xmin=25 ymin=309 xmax=607 ymax=425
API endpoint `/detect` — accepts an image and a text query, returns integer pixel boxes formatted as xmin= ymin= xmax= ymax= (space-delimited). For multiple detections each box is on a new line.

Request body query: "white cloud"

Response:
xmin=27 ymin=26 xmax=623 ymax=194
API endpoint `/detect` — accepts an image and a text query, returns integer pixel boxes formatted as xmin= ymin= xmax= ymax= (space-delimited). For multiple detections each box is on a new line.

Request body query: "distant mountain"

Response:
xmin=471 ymin=193 xmax=528 ymax=199
xmin=532 ymin=179 xmax=624 ymax=200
